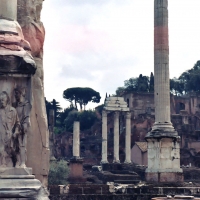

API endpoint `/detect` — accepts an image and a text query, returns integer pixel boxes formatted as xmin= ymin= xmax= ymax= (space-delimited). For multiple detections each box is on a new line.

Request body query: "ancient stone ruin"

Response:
xmin=0 ymin=0 xmax=49 ymax=199
xmin=17 ymin=0 xmax=50 ymax=187
xmin=101 ymin=97 xmax=131 ymax=164
xmin=145 ymin=0 xmax=183 ymax=182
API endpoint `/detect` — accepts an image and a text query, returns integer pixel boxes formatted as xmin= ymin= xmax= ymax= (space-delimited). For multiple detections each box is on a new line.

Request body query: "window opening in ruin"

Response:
xmin=180 ymin=102 xmax=185 ymax=110
xmin=176 ymin=102 xmax=185 ymax=114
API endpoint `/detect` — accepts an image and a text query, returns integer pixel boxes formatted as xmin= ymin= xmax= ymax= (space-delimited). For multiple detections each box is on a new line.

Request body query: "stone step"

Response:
xmin=114 ymin=180 xmax=140 ymax=184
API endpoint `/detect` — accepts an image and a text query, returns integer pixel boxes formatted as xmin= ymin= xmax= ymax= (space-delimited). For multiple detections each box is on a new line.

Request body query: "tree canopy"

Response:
xmin=64 ymin=110 xmax=97 ymax=132
xmin=115 ymin=61 xmax=200 ymax=96
xmin=116 ymin=73 xmax=153 ymax=95
xmin=63 ymin=87 xmax=101 ymax=110
xmin=170 ymin=60 xmax=200 ymax=95
xmin=45 ymin=98 xmax=62 ymax=126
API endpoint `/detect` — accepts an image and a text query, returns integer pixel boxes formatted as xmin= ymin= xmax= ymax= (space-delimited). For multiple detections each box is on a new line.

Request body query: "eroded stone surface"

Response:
xmin=145 ymin=0 xmax=183 ymax=182
xmin=0 ymin=1 xmax=49 ymax=199
xmin=17 ymin=0 xmax=49 ymax=186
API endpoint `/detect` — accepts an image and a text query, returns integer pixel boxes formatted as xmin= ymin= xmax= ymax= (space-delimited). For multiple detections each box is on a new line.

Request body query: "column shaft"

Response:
xmin=154 ymin=0 xmax=171 ymax=124
xmin=101 ymin=111 xmax=108 ymax=163
xmin=0 ymin=0 xmax=17 ymax=20
xmin=125 ymin=112 xmax=131 ymax=163
xmin=73 ymin=121 xmax=80 ymax=157
xmin=113 ymin=112 xmax=120 ymax=163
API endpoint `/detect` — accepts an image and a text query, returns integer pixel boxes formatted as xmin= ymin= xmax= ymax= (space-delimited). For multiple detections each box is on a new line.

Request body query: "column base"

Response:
xmin=0 ymin=167 xmax=49 ymax=199
xmin=100 ymin=160 xmax=108 ymax=164
xmin=113 ymin=160 xmax=120 ymax=164
xmin=148 ymin=122 xmax=178 ymax=138
xmin=145 ymin=127 xmax=183 ymax=183
xmin=124 ymin=160 xmax=132 ymax=164
xmin=146 ymin=171 xmax=184 ymax=183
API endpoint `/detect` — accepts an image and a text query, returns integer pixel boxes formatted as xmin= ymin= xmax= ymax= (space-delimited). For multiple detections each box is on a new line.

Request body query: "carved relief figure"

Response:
xmin=13 ymin=87 xmax=31 ymax=168
xmin=0 ymin=91 xmax=20 ymax=167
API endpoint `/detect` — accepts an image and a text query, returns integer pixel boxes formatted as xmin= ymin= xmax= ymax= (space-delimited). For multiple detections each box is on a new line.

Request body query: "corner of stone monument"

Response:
xmin=0 ymin=0 xmax=49 ymax=199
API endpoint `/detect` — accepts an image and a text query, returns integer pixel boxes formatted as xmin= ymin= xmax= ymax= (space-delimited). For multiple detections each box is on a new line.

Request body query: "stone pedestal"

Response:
xmin=0 ymin=167 xmax=49 ymax=199
xmin=68 ymin=157 xmax=86 ymax=184
xmin=145 ymin=131 xmax=183 ymax=182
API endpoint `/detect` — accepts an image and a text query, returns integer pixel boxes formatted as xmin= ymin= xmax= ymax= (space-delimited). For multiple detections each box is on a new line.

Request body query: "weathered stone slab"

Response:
xmin=0 ymin=167 xmax=32 ymax=175
xmin=104 ymin=107 xmax=129 ymax=111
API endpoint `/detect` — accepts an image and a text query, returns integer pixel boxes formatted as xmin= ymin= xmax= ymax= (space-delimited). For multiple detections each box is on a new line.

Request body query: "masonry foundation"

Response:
xmin=68 ymin=157 xmax=86 ymax=183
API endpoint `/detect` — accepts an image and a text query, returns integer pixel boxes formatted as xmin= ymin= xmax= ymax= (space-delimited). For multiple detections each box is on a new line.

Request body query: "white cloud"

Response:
xmin=42 ymin=0 xmax=200 ymax=109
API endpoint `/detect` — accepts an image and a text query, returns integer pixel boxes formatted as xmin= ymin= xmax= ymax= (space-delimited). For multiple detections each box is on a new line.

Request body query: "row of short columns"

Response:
xmin=101 ymin=111 xmax=131 ymax=164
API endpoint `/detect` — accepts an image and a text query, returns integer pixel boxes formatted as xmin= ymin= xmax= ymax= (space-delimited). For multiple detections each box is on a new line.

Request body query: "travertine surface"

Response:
xmin=17 ymin=0 xmax=49 ymax=186
xmin=146 ymin=138 xmax=182 ymax=172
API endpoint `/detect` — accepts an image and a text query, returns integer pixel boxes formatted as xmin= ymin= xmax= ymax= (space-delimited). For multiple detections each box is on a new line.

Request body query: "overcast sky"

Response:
xmin=41 ymin=0 xmax=200 ymax=109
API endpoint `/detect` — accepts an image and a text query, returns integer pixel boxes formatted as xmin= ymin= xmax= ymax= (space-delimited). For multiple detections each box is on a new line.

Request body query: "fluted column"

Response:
xmin=101 ymin=110 xmax=108 ymax=163
xmin=0 ymin=0 xmax=17 ymax=20
xmin=73 ymin=121 xmax=80 ymax=157
xmin=153 ymin=0 xmax=173 ymax=131
xmin=125 ymin=112 xmax=131 ymax=163
xmin=113 ymin=111 xmax=120 ymax=163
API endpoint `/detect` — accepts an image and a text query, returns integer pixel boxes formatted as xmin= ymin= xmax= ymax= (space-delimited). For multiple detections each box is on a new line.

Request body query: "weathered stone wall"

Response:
xmin=49 ymin=183 xmax=200 ymax=200
xmin=17 ymin=0 xmax=49 ymax=186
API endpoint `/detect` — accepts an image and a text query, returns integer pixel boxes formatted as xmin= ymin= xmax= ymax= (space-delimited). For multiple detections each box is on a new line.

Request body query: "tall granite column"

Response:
xmin=125 ymin=112 xmax=131 ymax=164
xmin=153 ymin=0 xmax=172 ymax=130
xmin=145 ymin=0 xmax=183 ymax=182
xmin=101 ymin=110 xmax=108 ymax=163
xmin=113 ymin=111 xmax=120 ymax=163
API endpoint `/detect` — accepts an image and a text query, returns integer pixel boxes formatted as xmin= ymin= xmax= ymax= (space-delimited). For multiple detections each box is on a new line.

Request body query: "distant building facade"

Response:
xmin=131 ymin=142 xmax=147 ymax=166
xmin=123 ymin=92 xmax=200 ymax=167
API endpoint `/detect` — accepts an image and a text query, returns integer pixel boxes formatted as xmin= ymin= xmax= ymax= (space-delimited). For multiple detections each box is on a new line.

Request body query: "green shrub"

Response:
xmin=48 ymin=160 xmax=69 ymax=185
